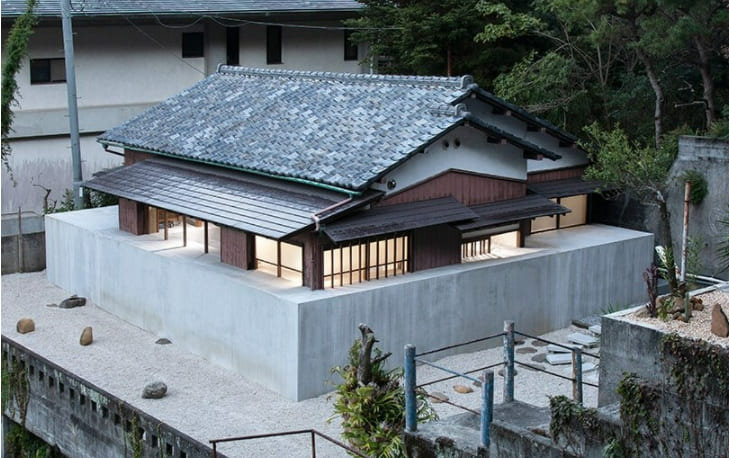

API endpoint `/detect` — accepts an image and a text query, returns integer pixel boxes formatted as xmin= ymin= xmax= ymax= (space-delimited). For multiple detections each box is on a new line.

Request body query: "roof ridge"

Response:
xmin=217 ymin=65 xmax=475 ymax=89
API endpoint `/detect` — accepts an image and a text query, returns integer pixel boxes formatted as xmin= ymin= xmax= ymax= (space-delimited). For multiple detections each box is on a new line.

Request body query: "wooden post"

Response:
xmin=204 ymin=221 xmax=209 ymax=253
xmin=163 ymin=210 xmax=168 ymax=240
xmin=182 ymin=216 xmax=187 ymax=247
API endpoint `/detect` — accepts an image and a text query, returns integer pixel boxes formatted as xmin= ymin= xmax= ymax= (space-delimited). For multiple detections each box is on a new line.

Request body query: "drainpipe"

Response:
xmin=311 ymin=196 xmax=353 ymax=232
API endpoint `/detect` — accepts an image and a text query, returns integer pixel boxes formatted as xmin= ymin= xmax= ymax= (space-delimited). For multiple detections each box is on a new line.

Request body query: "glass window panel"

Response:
xmin=280 ymin=242 xmax=302 ymax=271
xmin=559 ymin=194 xmax=587 ymax=228
xmin=255 ymin=236 xmax=278 ymax=264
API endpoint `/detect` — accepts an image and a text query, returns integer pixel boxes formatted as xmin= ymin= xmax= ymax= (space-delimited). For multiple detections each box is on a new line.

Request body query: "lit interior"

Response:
xmin=324 ymin=235 xmax=408 ymax=288
xmin=462 ymin=230 xmax=520 ymax=263
xmin=254 ymin=236 xmax=303 ymax=285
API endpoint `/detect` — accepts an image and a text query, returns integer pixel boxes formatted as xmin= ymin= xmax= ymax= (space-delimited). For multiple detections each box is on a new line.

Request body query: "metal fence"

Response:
xmin=404 ymin=320 xmax=600 ymax=447
xmin=209 ymin=429 xmax=367 ymax=458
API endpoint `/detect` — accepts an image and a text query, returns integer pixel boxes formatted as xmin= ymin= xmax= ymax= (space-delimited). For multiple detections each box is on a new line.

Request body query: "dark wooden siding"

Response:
xmin=527 ymin=166 xmax=586 ymax=183
xmin=380 ymin=171 xmax=525 ymax=207
xmin=410 ymin=224 xmax=461 ymax=272
xmin=289 ymin=232 xmax=324 ymax=290
xmin=118 ymin=198 xmax=148 ymax=235
xmin=220 ymin=226 xmax=254 ymax=270
xmin=124 ymin=149 xmax=155 ymax=166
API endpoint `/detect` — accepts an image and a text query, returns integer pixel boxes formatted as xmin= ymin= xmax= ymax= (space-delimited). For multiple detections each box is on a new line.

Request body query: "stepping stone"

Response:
xmin=546 ymin=353 xmax=572 ymax=365
xmin=429 ymin=392 xmax=449 ymax=403
xmin=532 ymin=340 xmax=548 ymax=347
xmin=531 ymin=353 xmax=547 ymax=363
xmin=453 ymin=384 xmax=473 ymax=394
xmin=566 ymin=333 xmax=599 ymax=347
xmin=547 ymin=344 xmax=581 ymax=353
xmin=514 ymin=338 xmax=525 ymax=346
xmin=516 ymin=347 xmax=537 ymax=354
xmin=497 ymin=368 xmax=518 ymax=377
xmin=562 ymin=363 xmax=598 ymax=375
xmin=588 ymin=325 xmax=602 ymax=336
xmin=572 ymin=315 xmax=601 ymax=329
xmin=519 ymin=363 xmax=545 ymax=372
xmin=155 ymin=338 xmax=172 ymax=345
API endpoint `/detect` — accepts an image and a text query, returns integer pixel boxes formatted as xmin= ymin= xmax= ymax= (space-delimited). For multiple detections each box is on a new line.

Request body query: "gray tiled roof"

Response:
xmin=1 ymin=0 xmax=361 ymax=18
xmin=100 ymin=66 xmax=474 ymax=192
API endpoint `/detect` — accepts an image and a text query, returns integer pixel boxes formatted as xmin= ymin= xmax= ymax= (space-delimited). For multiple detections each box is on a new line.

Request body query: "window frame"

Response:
xmin=343 ymin=30 xmax=358 ymax=61
xmin=29 ymin=58 xmax=66 ymax=85
xmin=182 ymin=32 xmax=204 ymax=58
xmin=266 ymin=25 xmax=283 ymax=65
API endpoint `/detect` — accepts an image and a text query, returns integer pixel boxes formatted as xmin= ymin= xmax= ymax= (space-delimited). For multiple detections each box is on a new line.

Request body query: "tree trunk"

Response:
xmin=635 ymin=47 xmax=664 ymax=149
xmin=693 ymin=36 xmax=716 ymax=129
xmin=658 ymin=198 xmax=678 ymax=294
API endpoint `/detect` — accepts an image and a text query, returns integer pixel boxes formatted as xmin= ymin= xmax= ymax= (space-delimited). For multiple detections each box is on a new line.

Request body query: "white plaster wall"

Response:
xmin=45 ymin=207 xmax=302 ymax=400
xmin=2 ymin=135 xmax=122 ymax=213
xmin=239 ymin=23 xmax=364 ymax=72
xmin=372 ymin=125 xmax=526 ymax=194
xmin=465 ymin=99 xmax=589 ymax=171
xmin=45 ymin=207 xmax=653 ymax=400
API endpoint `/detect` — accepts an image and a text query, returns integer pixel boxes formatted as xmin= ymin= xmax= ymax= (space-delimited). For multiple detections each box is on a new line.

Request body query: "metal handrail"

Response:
xmin=514 ymin=331 xmax=601 ymax=359
xmin=209 ymin=429 xmax=367 ymax=458
xmin=416 ymin=331 xmax=506 ymax=357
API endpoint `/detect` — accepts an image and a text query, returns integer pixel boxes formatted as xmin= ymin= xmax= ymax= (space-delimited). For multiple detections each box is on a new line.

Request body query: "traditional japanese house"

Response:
xmin=86 ymin=66 xmax=601 ymax=290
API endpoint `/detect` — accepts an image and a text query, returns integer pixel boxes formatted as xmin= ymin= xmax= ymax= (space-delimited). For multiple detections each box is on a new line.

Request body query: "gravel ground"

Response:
xmin=2 ymin=271 xmax=600 ymax=456
xmin=622 ymin=289 xmax=729 ymax=347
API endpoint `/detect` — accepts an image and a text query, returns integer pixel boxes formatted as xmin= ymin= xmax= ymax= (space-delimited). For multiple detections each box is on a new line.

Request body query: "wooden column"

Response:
xmin=204 ymin=221 xmax=209 ymax=253
xmin=220 ymin=226 xmax=255 ymax=270
xmin=518 ymin=220 xmax=531 ymax=247
xmin=118 ymin=198 xmax=149 ymax=235
xmin=291 ymin=232 xmax=324 ymax=290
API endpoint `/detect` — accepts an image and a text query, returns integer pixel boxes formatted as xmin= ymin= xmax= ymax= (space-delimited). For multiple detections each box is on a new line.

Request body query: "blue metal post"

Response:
xmin=481 ymin=370 xmax=494 ymax=447
xmin=572 ymin=347 xmax=583 ymax=405
xmin=404 ymin=344 xmax=417 ymax=432
xmin=503 ymin=320 xmax=515 ymax=402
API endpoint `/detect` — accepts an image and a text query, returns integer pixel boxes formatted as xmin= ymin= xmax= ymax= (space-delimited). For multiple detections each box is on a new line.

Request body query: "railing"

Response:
xmin=209 ymin=429 xmax=368 ymax=458
xmin=404 ymin=329 xmax=507 ymax=447
xmin=404 ymin=320 xmax=600 ymax=447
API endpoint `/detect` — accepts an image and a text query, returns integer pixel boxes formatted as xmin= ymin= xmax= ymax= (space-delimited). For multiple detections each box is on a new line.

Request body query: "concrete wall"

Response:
xmin=1 ymin=212 xmax=46 ymax=274
xmin=46 ymin=207 xmax=652 ymax=400
xmin=2 ymin=338 xmax=214 ymax=458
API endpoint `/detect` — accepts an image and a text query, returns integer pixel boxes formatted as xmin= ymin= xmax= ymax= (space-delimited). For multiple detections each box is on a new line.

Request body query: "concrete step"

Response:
xmin=547 ymin=344 xmax=581 ymax=353
xmin=566 ymin=332 xmax=599 ymax=347
xmin=546 ymin=353 xmax=572 ymax=365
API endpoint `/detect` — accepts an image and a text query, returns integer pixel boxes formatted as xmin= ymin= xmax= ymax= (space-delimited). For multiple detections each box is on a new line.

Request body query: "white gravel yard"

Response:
xmin=2 ymin=271 xmax=599 ymax=457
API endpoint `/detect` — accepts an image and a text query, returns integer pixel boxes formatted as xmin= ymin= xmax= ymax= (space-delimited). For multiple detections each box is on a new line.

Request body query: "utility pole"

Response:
xmin=60 ymin=0 xmax=83 ymax=209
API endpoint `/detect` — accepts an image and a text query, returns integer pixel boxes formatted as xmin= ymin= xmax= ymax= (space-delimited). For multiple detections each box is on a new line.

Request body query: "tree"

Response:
xmin=1 ymin=0 xmax=37 ymax=171
xmin=330 ymin=324 xmax=435 ymax=457
xmin=583 ymin=123 xmax=681 ymax=293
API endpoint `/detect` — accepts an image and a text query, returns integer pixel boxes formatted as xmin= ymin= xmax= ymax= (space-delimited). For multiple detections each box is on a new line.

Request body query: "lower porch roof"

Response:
xmin=83 ymin=159 xmax=381 ymax=240
xmin=457 ymin=195 xmax=570 ymax=232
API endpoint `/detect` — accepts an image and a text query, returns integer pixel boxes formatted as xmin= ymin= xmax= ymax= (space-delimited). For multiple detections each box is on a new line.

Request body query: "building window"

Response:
xmin=226 ymin=27 xmax=239 ymax=65
xmin=323 ymin=234 xmax=409 ymax=288
xmin=266 ymin=26 xmax=282 ymax=64
xmin=182 ymin=32 xmax=204 ymax=58
xmin=30 ymin=58 xmax=66 ymax=84
xmin=254 ymin=235 xmax=302 ymax=285
xmin=531 ymin=194 xmax=588 ymax=233
xmin=461 ymin=228 xmax=519 ymax=262
xmin=344 ymin=30 xmax=358 ymax=61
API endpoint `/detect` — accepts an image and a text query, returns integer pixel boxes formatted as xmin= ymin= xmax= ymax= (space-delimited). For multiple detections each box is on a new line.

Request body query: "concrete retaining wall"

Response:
xmin=1 ymin=212 xmax=46 ymax=274
xmin=2 ymin=337 xmax=215 ymax=458
xmin=46 ymin=207 xmax=653 ymax=400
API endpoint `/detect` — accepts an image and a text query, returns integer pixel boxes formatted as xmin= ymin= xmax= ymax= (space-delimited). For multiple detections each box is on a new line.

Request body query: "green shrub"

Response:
xmin=330 ymin=325 xmax=435 ymax=457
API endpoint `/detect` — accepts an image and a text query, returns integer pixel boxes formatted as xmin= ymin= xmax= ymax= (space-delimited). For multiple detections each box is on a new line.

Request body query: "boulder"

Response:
xmin=80 ymin=327 xmax=93 ymax=346
xmin=453 ymin=384 xmax=473 ymax=394
xmin=142 ymin=382 xmax=168 ymax=399
xmin=59 ymin=295 xmax=86 ymax=309
xmin=516 ymin=347 xmax=537 ymax=354
xmin=711 ymin=304 xmax=729 ymax=338
xmin=16 ymin=318 xmax=35 ymax=334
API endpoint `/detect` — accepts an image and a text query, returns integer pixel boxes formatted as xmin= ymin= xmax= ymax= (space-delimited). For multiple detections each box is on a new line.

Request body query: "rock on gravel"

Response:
xmin=80 ymin=327 xmax=93 ymax=346
xmin=142 ymin=382 xmax=168 ymax=399
xmin=16 ymin=318 xmax=35 ymax=334
xmin=711 ymin=303 xmax=729 ymax=337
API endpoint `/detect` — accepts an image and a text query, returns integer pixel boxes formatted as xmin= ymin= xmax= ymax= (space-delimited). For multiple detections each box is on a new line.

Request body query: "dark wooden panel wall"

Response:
xmin=118 ymin=198 xmax=148 ymax=235
xmin=124 ymin=149 xmax=156 ymax=166
xmin=220 ymin=226 xmax=254 ymax=270
xmin=410 ymin=224 xmax=461 ymax=272
xmin=527 ymin=166 xmax=586 ymax=183
xmin=380 ymin=170 xmax=526 ymax=207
